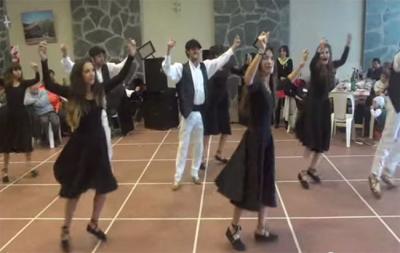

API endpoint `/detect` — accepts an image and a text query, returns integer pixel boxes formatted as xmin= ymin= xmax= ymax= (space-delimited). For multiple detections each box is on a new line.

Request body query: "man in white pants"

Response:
xmin=368 ymin=52 xmax=400 ymax=199
xmin=162 ymin=36 xmax=240 ymax=190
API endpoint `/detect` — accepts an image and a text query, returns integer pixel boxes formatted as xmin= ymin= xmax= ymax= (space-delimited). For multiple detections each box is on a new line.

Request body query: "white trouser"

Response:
xmin=371 ymin=97 xmax=400 ymax=179
xmin=175 ymin=111 xmax=204 ymax=182
xmin=101 ymin=109 xmax=113 ymax=160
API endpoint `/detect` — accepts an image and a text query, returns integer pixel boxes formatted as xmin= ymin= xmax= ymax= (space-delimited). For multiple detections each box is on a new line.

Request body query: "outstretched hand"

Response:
xmin=31 ymin=62 xmax=39 ymax=72
xmin=257 ymin=31 xmax=269 ymax=51
xmin=127 ymin=39 xmax=137 ymax=57
xmin=346 ymin=33 xmax=352 ymax=46
xmin=231 ymin=35 xmax=241 ymax=50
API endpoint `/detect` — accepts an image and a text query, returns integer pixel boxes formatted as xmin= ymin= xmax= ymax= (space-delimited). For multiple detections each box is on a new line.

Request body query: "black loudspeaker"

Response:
xmin=144 ymin=57 xmax=168 ymax=92
xmin=143 ymin=88 xmax=179 ymax=130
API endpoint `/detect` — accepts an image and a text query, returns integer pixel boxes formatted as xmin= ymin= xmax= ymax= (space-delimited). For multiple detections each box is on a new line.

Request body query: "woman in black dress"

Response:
xmin=203 ymin=45 xmax=233 ymax=166
xmin=296 ymin=35 xmax=351 ymax=189
xmin=275 ymin=45 xmax=293 ymax=128
xmin=215 ymin=32 xmax=278 ymax=251
xmin=38 ymin=39 xmax=136 ymax=251
xmin=1 ymin=63 xmax=40 ymax=183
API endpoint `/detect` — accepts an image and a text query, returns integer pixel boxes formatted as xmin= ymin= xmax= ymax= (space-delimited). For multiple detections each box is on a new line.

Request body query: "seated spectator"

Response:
xmin=374 ymin=69 xmax=390 ymax=96
xmin=367 ymin=58 xmax=383 ymax=81
xmin=24 ymin=84 xmax=61 ymax=147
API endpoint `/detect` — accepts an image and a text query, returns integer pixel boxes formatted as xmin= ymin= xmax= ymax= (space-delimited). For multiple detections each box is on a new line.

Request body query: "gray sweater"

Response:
xmin=24 ymin=89 xmax=54 ymax=116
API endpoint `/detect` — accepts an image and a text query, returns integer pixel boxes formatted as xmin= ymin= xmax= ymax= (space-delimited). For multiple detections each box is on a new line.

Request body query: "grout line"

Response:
xmin=0 ymin=150 xmax=62 ymax=193
xmin=3 ymin=178 xmax=400 ymax=188
xmin=90 ymin=131 xmax=171 ymax=253
xmin=192 ymin=135 xmax=212 ymax=253
xmin=323 ymin=154 xmax=400 ymax=243
xmin=1 ymin=215 xmax=400 ymax=221
xmin=0 ymin=196 xmax=59 ymax=252
xmin=115 ymin=139 xmax=296 ymax=146
xmin=276 ymin=184 xmax=302 ymax=253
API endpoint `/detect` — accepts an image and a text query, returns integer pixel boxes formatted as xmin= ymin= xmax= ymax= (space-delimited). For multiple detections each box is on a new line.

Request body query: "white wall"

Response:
xmin=141 ymin=0 xmax=214 ymax=63
xmin=290 ymin=0 xmax=364 ymax=81
xmin=6 ymin=0 xmax=73 ymax=83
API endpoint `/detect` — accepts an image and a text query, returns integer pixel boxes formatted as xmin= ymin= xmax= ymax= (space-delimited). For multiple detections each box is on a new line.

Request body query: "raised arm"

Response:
xmin=21 ymin=63 xmax=40 ymax=88
xmin=60 ymin=44 xmax=75 ymax=74
xmin=39 ymin=41 xmax=70 ymax=98
xmin=287 ymin=49 xmax=309 ymax=82
xmin=244 ymin=32 xmax=268 ymax=86
xmin=204 ymin=35 xmax=240 ymax=79
xmin=107 ymin=57 xmax=128 ymax=78
xmin=161 ymin=38 xmax=183 ymax=82
xmin=333 ymin=34 xmax=351 ymax=69
xmin=103 ymin=39 xmax=136 ymax=93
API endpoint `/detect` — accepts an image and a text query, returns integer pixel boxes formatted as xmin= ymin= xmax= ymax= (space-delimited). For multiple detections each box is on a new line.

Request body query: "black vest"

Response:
xmin=176 ymin=62 xmax=208 ymax=118
xmin=388 ymin=68 xmax=400 ymax=113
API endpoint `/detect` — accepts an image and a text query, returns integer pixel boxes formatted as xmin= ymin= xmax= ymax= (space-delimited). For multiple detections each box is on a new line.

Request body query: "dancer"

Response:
xmin=60 ymin=44 xmax=128 ymax=156
xmin=203 ymin=45 xmax=233 ymax=167
xmin=162 ymin=35 xmax=240 ymax=191
xmin=1 ymin=62 xmax=40 ymax=183
xmin=368 ymin=52 xmax=400 ymax=198
xmin=275 ymin=45 xmax=293 ymax=128
xmin=216 ymin=32 xmax=309 ymax=251
xmin=296 ymin=34 xmax=351 ymax=189
xmin=38 ymin=39 xmax=136 ymax=251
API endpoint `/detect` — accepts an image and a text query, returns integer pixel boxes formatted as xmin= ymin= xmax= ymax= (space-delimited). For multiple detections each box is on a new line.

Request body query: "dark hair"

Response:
xmin=372 ymin=58 xmax=381 ymax=64
xmin=0 ymin=78 xmax=4 ymax=88
xmin=66 ymin=58 xmax=105 ymax=130
xmin=4 ymin=63 xmax=23 ymax=87
xmin=279 ymin=45 xmax=290 ymax=57
xmin=185 ymin=39 xmax=202 ymax=51
xmin=313 ymin=43 xmax=335 ymax=89
xmin=209 ymin=45 xmax=226 ymax=59
xmin=88 ymin=46 xmax=106 ymax=58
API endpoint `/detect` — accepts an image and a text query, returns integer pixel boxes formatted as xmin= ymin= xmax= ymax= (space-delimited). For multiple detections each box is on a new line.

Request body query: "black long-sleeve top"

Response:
xmin=41 ymin=56 xmax=134 ymax=99
xmin=309 ymin=46 xmax=350 ymax=99
xmin=5 ymin=72 xmax=40 ymax=109
xmin=277 ymin=58 xmax=293 ymax=79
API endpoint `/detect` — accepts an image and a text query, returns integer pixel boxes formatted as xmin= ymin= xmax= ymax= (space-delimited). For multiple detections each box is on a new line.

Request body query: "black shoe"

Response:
xmin=2 ymin=175 xmax=10 ymax=183
xmin=226 ymin=225 xmax=246 ymax=251
xmin=200 ymin=163 xmax=206 ymax=171
xmin=298 ymin=172 xmax=309 ymax=189
xmin=61 ymin=226 xmax=70 ymax=252
xmin=87 ymin=222 xmax=107 ymax=241
xmin=254 ymin=230 xmax=279 ymax=242
xmin=215 ymin=155 xmax=229 ymax=164
xmin=30 ymin=170 xmax=39 ymax=178
xmin=307 ymin=168 xmax=321 ymax=183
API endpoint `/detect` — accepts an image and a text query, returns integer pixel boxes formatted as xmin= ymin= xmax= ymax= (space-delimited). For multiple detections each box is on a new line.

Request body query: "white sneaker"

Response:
xmin=368 ymin=174 xmax=381 ymax=199
xmin=381 ymin=174 xmax=397 ymax=189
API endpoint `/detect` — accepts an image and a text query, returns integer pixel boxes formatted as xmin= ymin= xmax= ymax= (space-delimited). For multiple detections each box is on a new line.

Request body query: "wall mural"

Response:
xmin=364 ymin=0 xmax=400 ymax=68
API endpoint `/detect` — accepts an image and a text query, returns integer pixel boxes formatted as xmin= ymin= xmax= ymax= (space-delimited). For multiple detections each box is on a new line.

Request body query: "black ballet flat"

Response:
xmin=215 ymin=155 xmax=229 ymax=164
xmin=226 ymin=225 xmax=246 ymax=251
xmin=87 ymin=222 xmax=107 ymax=241
xmin=254 ymin=230 xmax=279 ymax=243
xmin=30 ymin=170 xmax=39 ymax=178
xmin=298 ymin=172 xmax=309 ymax=189
xmin=307 ymin=168 xmax=321 ymax=183
xmin=2 ymin=175 xmax=10 ymax=183
xmin=61 ymin=226 xmax=70 ymax=252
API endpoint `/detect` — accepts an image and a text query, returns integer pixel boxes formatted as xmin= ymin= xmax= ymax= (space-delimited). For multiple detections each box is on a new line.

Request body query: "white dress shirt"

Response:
xmin=60 ymin=56 xmax=127 ymax=81
xmin=162 ymin=48 xmax=234 ymax=105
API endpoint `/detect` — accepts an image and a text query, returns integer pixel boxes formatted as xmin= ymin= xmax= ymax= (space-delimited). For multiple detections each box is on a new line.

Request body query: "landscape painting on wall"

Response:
xmin=21 ymin=10 xmax=56 ymax=45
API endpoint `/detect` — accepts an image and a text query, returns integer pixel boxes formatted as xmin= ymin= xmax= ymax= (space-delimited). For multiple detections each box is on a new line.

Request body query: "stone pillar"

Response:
xmin=70 ymin=0 xmax=143 ymax=78
xmin=214 ymin=0 xmax=290 ymax=65
xmin=364 ymin=0 xmax=400 ymax=68
xmin=0 ymin=0 xmax=10 ymax=72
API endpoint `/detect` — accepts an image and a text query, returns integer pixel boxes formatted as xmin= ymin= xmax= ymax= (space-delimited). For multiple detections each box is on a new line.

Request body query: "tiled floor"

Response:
xmin=0 ymin=124 xmax=400 ymax=253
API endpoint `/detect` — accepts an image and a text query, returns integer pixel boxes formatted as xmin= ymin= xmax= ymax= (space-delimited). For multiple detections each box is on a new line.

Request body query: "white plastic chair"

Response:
xmin=283 ymin=96 xmax=297 ymax=133
xmin=329 ymin=91 xmax=355 ymax=148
